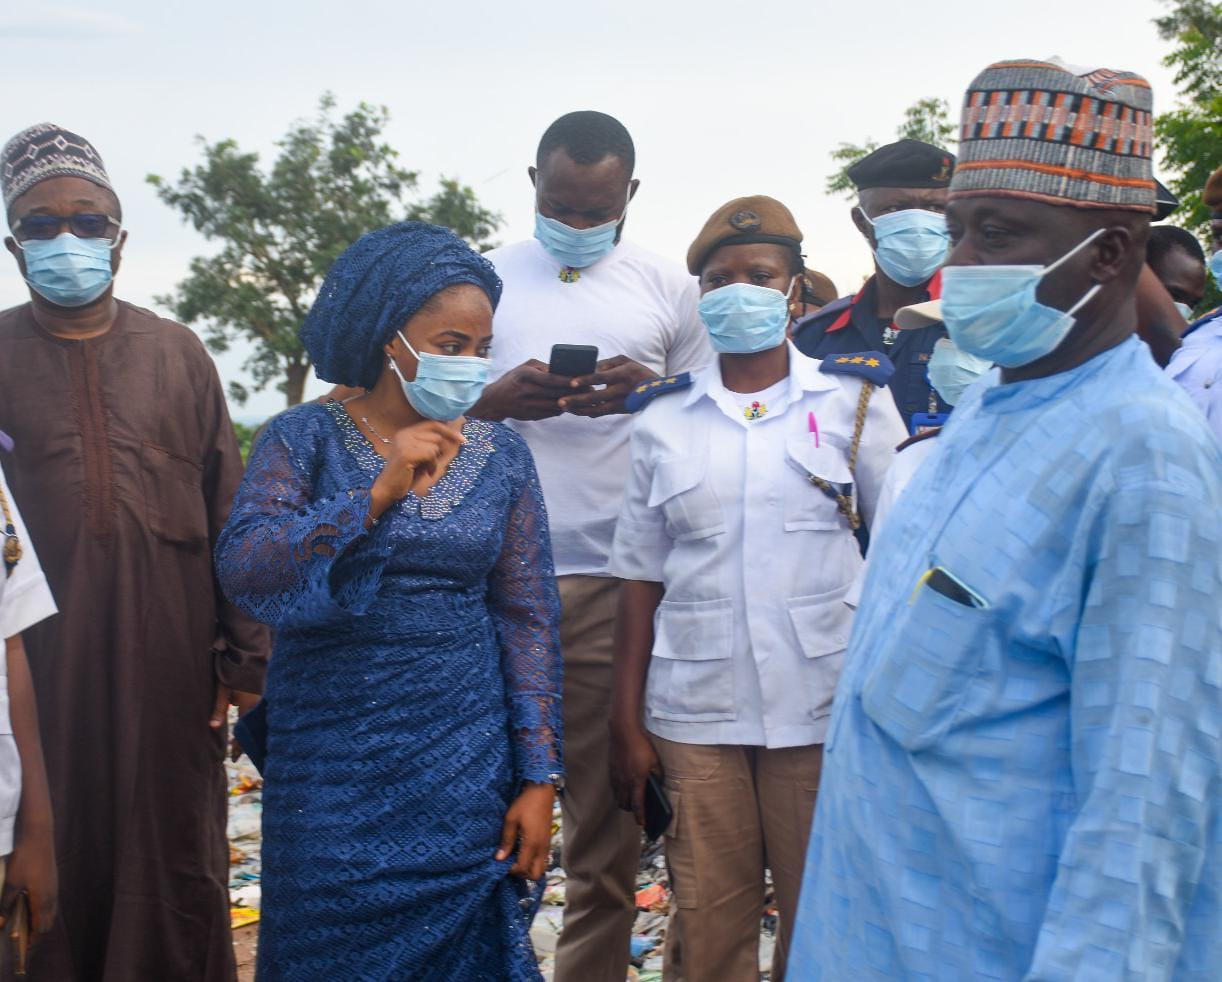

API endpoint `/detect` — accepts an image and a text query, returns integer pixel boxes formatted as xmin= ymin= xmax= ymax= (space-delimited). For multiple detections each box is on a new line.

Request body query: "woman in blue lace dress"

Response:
xmin=215 ymin=223 xmax=562 ymax=981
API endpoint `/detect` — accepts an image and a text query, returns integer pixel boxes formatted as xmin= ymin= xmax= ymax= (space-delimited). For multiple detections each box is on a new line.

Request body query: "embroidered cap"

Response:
xmin=950 ymin=58 xmax=1156 ymax=213
xmin=3 ymin=123 xmax=115 ymax=211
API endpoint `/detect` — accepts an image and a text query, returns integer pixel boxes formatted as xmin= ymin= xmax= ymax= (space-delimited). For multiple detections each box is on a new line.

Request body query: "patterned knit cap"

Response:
xmin=950 ymin=59 xmax=1155 ymax=213
xmin=2 ymin=123 xmax=114 ymax=210
xmin=300 ymin=222 xmax=502 ymax=390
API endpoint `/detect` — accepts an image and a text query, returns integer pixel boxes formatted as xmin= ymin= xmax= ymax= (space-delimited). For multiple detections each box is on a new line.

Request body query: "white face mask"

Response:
xmin=940 ymin=229 xmax=1104 ymax=368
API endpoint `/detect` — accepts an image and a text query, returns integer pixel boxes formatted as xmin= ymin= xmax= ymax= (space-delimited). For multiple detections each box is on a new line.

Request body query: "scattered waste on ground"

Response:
xmin=229 ymin=749 xmax=777 ymax=978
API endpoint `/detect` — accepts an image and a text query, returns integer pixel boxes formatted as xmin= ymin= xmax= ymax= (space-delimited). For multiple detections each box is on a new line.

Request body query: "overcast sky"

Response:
xmin=0 ymin=0 xmax=1183 ymax=420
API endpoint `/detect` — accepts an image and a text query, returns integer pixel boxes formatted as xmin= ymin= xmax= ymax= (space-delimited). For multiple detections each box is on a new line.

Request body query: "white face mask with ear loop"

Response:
xmin=940 ymin=228 xmax=1106 ymax=368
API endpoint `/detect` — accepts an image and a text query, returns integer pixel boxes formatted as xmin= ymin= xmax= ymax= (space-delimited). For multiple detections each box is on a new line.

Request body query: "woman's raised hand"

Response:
xmin=369 ymin=421 xmax=466 ymax=520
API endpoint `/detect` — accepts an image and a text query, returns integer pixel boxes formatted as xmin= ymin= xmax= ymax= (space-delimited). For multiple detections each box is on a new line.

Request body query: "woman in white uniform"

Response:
xmin=0 ymin=457 xmax=58 ymax=949
xmin=607 ymin=196 xmax=906 ymax=980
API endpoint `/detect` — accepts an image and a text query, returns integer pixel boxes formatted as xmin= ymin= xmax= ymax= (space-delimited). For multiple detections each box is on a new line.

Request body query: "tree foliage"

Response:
xmin=149 ymin=94 xmax=502 ymax=407
xmin=1154 ymin=0 xmax=1222 ymax=312
xmin=826 ymin=98 xmax=958 ymax=197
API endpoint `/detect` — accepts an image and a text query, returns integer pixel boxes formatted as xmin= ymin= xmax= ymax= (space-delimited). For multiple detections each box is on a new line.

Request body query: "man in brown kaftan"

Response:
xmin=0 ymin=124 xmax=269 ymax=981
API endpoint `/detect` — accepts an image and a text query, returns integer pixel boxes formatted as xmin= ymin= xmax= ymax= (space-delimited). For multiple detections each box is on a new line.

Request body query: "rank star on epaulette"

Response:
xmin=624 ymin=372 xmax=694 ymax=413
xmin=820 ymin=350 xmax=895 ymax=387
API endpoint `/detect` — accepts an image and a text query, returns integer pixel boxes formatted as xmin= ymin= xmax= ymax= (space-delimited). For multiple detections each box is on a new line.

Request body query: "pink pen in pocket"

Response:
xmin=808 ymin=411 xmax=820 ymax=448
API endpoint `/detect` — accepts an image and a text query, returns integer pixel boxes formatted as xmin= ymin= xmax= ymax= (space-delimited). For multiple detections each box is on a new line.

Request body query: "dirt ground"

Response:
xmin=234 ymin=924 xmax=257 ymax=981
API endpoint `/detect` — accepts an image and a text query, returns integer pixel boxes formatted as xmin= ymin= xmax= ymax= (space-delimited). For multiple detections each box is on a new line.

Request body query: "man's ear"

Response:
xmin=1091 ymin=225 xmax=1137 ymax=285
xmin=851 ymin=205 xmax=874 ymax=246
xmin=628 ymin=178 xmax=640 ymax=202
xmin=528 ymin=166 xmax=537 ymax=188
xmin=5 ymin=237 xmax=26 ymax=277
xmin=111 ymin=230 xmax=128 ymax=277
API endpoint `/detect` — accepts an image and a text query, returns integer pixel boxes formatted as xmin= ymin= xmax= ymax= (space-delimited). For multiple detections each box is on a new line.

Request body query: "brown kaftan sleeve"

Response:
xmin=201 ymin=360 xmax=271 ymax=693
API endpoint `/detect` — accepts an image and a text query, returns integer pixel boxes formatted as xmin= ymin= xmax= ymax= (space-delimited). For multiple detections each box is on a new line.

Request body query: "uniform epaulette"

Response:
xmin=819 ymin=351 xmax=895 ymax=387
xmin=625 ymin=372 xmax=693 ymax=413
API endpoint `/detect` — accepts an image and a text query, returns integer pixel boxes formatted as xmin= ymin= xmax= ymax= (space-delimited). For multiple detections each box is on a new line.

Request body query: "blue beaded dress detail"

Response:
xmin=216 ymin=401 xmax=563 ymax=981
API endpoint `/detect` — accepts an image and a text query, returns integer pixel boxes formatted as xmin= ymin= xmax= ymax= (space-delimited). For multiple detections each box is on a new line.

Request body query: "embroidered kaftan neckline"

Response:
xmin=323 ymin=400 xmax=496 ymax=521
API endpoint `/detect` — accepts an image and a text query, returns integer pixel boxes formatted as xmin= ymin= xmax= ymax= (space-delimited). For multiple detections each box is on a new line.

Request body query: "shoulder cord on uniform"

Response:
xmin=0 ymin=481 xmax=22 ymax=577
xmin=804 ymin=381 xmax=875 ymax=531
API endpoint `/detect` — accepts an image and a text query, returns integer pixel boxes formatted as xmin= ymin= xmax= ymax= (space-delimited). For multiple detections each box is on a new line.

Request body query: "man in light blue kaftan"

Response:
xmin=790 ymin=59 xmax=1221 ymax=981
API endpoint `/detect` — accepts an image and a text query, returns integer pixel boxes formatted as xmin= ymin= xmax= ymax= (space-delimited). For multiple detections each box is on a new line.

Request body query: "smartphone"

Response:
xmin=548 ymin=344 xmax=599 ymax=377
xmin=926 ymin=566 xmax=988 ymax=609
xmin=644 ymin=773 xmax=674 ymax=842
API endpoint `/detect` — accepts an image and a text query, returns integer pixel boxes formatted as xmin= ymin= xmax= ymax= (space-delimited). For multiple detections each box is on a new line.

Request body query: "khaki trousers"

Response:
xmin=553 ymin=575 xmax=642 ymax=982
xmin=653 ymin=736 xmax=824 ymax=982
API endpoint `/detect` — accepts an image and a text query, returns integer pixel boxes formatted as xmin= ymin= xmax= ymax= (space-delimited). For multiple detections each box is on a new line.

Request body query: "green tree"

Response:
xmin=232 ymin=420 xmax=258 ymax=463
xmin=149 ymin=94 xmax=502 ymax=407
xmin=1154 ymin=0 xmax=1222 ymax=240
xmin=826 ymin=97 xmax=958 ymax=197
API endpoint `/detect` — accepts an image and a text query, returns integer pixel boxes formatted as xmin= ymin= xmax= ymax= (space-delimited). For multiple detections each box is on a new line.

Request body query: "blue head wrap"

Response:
xmin=300 ymin=221 xmax=502 ymax=389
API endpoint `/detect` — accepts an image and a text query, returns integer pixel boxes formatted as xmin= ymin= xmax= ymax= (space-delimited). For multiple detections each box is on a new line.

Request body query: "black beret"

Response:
xmin=848 ymin=139 xmax=955 ymax=191
xmin=687 ymin=195 xmax=802 ymax=275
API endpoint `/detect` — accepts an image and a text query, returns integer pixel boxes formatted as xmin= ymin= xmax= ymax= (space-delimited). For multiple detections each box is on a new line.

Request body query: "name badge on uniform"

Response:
xmin=910 ymin=411 xmax=948 ymax=435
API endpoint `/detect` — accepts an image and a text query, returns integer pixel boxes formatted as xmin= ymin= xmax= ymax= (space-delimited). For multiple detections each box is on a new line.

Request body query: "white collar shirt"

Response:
xmin=1165 ymin=313 xmax=1222 ymax=445
xmin=0 ymin=465 xmax=57 ymax=854
xmin=610 ymin=344 xmax=906 ymax=748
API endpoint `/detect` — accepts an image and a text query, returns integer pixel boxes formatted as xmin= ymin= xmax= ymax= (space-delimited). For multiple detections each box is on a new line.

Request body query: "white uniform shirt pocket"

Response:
xmin=786 ymin=586 xmax=853 ymax=720
xmin=783 ymin=434 xmax=852 ymax=531
xmin=647 ymin=597 xmax=736 ymax=722
xmin=648 ymin=455 xmax=725 ymax=541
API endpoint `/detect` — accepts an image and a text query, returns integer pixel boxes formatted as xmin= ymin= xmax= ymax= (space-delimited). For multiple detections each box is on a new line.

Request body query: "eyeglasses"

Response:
xmin=11 ymin=213 xmax=121 ymax=243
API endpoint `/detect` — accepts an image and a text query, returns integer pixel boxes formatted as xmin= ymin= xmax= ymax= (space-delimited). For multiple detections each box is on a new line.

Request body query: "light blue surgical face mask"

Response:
xmin=698 ymin=280 xmax=793 ymax=354
xmin=940 ymin=228 xmax=1104 ymax=369
xmin=533 ymin=193 xmax=629 ymax=269
xmin=20 ymin=232 xmax=117 ymax=307
xmin=926 ymin=338 xmax=992 ymax=406
xmin=1173 ymin=301 xmax=1195 ymax=322
xmin=389 ymin=332 xmax=491 ymax=421
xmin=858 ymin=207 xmax=949 ymax=287
xmin=1208 ymin=250 xmax=1222 ymax=285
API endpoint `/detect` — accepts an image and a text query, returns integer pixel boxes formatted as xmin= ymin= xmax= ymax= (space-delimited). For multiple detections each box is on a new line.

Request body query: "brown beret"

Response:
xmin=801 ymin=268 xmax=838 ymax=306
xmin=1205 ymin=166 xmax=1222 ymax=211
xmin=686 ymin=195 xmax=802 ymax=275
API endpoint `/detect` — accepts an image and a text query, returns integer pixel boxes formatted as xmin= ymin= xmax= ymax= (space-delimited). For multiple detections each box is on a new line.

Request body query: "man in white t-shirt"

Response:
xmin=0 ymin=460 xmax=58 ymax=949
xmin=474 ymin=111 xmax=710 ymax=982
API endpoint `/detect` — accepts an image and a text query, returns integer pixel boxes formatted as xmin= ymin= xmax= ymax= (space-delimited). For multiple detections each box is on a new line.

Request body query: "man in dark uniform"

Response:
xmin=795 ymin=139 xmax=954 ymax=433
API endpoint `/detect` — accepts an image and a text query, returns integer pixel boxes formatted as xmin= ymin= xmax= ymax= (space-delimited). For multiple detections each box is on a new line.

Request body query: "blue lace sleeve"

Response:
xmin=215 ymin=413 xmax=391 ymax=629
xmin=486 ymin=442 xmax=563 ymax=787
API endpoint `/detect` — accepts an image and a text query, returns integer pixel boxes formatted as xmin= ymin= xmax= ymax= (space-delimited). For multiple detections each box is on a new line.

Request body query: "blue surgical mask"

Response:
xmin=534 ymin=194 xmax=629 ymax=269
xmin=926 ymin=338 xmax=992 ymax=406
xmin=20 ymin=232 xmax=116 ymax=307
xmin=698 ymin=281 xmax=793 ymax=354
xmin=1208 ymin=250 xmax=1222 ymax=284
xmin=390 ymin=332 xmax=491 ymax=421
xmin=1173 ymin=301 xmax=1195 ymax=322
xmin=858 ymin=208 xmax=949 ymax=287
xmin=940 ymin=229 xmax=1104 ymax=368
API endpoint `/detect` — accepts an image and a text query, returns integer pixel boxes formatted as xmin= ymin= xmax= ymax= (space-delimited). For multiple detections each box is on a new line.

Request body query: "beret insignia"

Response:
xmin=624 ymin=372 xmax=693 ymax=413
xmin=729 ymin=210 xmax=761 ymax=231
xmin=819 ymin=351 xmax=895 ymax=387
